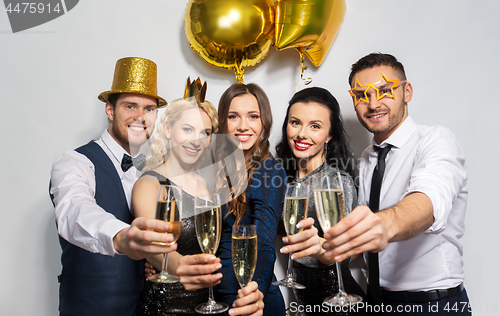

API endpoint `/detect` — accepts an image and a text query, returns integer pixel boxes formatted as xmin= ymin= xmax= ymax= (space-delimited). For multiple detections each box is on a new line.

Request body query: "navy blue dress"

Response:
xmin=216 ymin=158 xmax=287 ymax=316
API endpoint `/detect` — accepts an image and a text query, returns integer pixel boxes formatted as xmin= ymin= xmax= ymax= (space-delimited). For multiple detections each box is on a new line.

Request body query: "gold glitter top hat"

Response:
xmin=183 ymin=77 xmax=207 ymax=103
xmin=98 ymin=57 xmax=167 ymax=107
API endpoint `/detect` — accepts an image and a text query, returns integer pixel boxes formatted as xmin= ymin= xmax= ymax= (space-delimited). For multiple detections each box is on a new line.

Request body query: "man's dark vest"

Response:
xmin=57 ymin=141 xmax=143 ymax=316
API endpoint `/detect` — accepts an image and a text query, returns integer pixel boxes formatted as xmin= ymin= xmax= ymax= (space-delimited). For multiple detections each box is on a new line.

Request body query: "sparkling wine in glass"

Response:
xmin=194 ymin=194 xmax=228 ymax=314
xmin=272 ymin=182 xmax=309 ymax=289
xmin=313 ymin=171 xmax=363 ymax=306
xmin=232 ymin=225 xmax=258 ymax=289
xmin=148 ymin=184 xmax=182 ymax=283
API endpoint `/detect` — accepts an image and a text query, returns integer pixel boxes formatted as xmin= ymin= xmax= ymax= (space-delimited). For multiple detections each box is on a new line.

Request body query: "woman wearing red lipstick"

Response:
xmin=275 ymin=87 xmax=366 ymax=315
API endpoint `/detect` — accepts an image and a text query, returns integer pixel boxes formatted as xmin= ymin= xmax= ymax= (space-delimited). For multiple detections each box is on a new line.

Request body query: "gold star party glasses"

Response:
xmin=348 ymin=72 xmax=407 ymax=106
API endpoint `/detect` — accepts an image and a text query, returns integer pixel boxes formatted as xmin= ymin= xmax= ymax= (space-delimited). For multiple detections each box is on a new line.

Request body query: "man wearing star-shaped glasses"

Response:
xmin=322 ymin=53 xmax=470 ymax=315
xmin=348 ymin=67 xmax=410 ymax=144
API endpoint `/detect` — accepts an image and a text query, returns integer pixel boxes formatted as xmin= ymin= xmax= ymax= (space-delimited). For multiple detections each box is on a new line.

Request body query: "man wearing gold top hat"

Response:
xmin=49 ymin=57 xmax=174 ymax=316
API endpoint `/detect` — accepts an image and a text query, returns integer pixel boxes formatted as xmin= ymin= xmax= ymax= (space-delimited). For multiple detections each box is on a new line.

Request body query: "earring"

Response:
xmin=322 ymin=142 xmax=328 ymax=165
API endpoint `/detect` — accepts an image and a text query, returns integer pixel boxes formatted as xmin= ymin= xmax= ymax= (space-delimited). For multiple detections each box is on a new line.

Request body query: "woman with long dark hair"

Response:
xmin=275 ymin=87 xmax=366 ymax=315
xmin=276 ymin=87 xmax=356 ymax=181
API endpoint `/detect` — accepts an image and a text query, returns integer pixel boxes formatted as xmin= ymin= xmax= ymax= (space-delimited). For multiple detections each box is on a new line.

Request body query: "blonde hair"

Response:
xmin=144 ymin=98 xmax=218 ymax=171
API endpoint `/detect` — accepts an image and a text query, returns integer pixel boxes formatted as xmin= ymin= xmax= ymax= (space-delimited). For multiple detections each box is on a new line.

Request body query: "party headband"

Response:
xmin=348 ymin=73 xmax=406 ymax=106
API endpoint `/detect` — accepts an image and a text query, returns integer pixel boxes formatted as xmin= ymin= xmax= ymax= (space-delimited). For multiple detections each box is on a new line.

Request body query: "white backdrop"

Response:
xmin=1 ymin=1 xmax=499 ymax=315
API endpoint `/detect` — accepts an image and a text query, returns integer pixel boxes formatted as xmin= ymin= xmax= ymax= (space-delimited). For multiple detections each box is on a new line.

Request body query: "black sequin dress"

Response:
xmin=138 ymin=171 xmax=208 ymax=316
xmin=292 ymin=164 xmax=367 ymax=316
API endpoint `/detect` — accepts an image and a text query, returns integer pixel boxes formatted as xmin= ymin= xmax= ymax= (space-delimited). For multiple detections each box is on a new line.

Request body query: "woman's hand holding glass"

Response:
xmin=177 ymin=255 xmax=263 ymax=316
xmin=230 ymin=281 xmax=264 ymax=316
xmin=177 ymin=254 xmax=223 ymax=290
xmin=279 ymin=217 xmax=323 ymax=260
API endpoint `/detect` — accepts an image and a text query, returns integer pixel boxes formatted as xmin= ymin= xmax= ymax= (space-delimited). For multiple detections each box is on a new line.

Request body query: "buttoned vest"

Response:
xmin=57 ymin=141 xmax=143 ymax=316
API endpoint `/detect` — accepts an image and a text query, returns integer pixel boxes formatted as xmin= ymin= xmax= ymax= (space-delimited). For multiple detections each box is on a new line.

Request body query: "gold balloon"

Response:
xmin=185 ymin=0 xmax=275 ymax=83
xmin=275 ymin=0 xmax=346 ymax=67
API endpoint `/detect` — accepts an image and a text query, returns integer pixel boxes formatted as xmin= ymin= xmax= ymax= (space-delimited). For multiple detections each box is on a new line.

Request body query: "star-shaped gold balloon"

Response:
xmin=348 ymin=73 xmax=406 ymax=106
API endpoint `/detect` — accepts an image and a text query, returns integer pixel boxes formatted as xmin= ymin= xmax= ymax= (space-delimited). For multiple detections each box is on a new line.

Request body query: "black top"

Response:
xmin=138 ymin=170 xmax=208 ymax=316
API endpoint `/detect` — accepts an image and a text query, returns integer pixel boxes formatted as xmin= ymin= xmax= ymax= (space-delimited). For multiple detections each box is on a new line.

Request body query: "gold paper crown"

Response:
xmin=98 ymin=57 xmax=167 ymax=107
xmin=183 ymin=77 xmax=207 ymax=103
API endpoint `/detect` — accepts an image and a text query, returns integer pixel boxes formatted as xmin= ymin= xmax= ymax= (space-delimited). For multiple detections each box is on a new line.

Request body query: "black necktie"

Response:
xmin=121 ymin=154 xmax=146 ymax=172
xmin=367 ymin=144 xmax=393 ymax=302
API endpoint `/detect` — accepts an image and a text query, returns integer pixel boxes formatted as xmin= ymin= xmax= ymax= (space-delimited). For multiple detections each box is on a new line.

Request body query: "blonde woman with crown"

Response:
xmin=132 ymin=80 xmax=264 ymax=316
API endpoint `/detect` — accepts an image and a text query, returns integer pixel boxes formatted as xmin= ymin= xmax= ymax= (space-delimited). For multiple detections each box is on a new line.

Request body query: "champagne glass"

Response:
xmin=312 ymin=171 xmax=363 ymax=306
xmin=148 ymin=184 xmax=183 ymax=283
xmin=232 ymin=225 xmax=258 ymax=290
xmin=272 ymin=183 xmax=309 ymax=289
xmin=194 ymin=194 xmax=229 ymax=314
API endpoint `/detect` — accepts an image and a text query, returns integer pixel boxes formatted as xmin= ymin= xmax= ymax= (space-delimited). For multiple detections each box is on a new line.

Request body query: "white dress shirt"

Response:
xmin=358 ymin=116 xmax=467 ymax=291
xmin=50 ymin=130 xmax=141 ymax=256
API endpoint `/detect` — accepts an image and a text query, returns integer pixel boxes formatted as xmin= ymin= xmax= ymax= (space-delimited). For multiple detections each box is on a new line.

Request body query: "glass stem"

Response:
xmin=161 ymin=252 xmax=169 ymax=275
xmin=286 ymin=252 xmax=294 ymax=279
xmin=336 ymin=262 xmax=346 ymax=294
xmin=208 ymin=285 xmax=215 ymax=306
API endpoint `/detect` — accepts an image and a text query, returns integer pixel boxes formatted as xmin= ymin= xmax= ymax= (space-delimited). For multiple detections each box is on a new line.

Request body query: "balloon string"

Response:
xmin=234 ymin=62 xmax=245 ymax=83
xmin=296 ymin=51 xmax=312 ymax=91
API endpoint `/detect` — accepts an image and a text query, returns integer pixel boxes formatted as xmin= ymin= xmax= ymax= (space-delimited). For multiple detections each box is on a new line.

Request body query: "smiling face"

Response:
xmin=226 ymin=94 xmax=263 ymax=152
xmin=106 ymin=93 xmax=158 ymax=154
xmin=350 ymin=65 xmax=412 ymax=144
xmin=286 ymin=101 xmax=331 ymax=166
xmin=165 ymin=107 xmax=212 ymax=167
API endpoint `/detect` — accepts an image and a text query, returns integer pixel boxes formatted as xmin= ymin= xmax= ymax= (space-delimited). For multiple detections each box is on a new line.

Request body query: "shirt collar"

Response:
xmin=100 ymin=129 xmax=129 ymax=164
xmin=372 ymin=116 xmax=418 ymax=150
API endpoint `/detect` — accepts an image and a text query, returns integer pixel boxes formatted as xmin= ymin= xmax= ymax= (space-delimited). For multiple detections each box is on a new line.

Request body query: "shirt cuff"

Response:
xmin=97 ymin=220 xmax=131 ymax=256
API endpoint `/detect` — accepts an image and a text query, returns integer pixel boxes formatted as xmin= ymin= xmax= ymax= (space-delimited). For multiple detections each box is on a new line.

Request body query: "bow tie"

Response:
xmin=121 ymin=153 xmax=146 ymax=172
